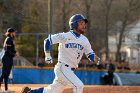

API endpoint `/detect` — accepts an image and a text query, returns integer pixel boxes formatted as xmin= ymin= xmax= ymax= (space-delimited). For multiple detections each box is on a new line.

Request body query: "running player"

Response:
xmin=22 ymin=14 xmax=96 ymax=93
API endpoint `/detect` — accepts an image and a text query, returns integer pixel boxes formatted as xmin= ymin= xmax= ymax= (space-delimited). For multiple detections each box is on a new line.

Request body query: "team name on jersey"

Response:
xmin=65 ymin=43 xmax=84 ymax=50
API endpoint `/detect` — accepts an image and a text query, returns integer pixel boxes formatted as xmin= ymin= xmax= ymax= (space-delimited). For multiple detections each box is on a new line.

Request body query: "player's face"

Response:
xmin=11 ymin=32 xmax=16 ymax=38
xmin=76 ymin=20 xmax=86 ymax=34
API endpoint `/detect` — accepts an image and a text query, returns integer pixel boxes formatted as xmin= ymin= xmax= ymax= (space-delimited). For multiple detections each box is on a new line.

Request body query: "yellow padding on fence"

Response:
xmin=11 ymin=66 xmax=137 ymax=72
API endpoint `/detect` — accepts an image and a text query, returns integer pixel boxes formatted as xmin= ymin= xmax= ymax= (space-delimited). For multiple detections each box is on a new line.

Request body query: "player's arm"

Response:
xmin=44 ymin=33 xmax=68 ymax=51
xmin=85 ymin=45 xmax=100 ymax=62
xmin=4 ymin=37 xmax=16 ymax=57
xmin=86 ymin=51 xmax=95 ymax=62
xmin=44 ymin=34 xmax=53 ymax=63
xmin=84 ymin=41 xmax=101 ymax=68
xmin=44 ymin=35 xmax=51 ymax=52
xmin=85 ymin=50 xmax=95 ymax=62
xmin=84 ymin=40 xmax=95 ymax=62
xmin=5 ymin=37 xmax=12 ymax=47
xmin=44 ymin=33 xmax=68 ymax=63
xmin=5 ymin=37 xmax=16 ymax=51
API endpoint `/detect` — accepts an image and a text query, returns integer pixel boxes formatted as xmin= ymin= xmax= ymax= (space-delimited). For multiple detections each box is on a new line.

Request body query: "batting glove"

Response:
xmin=97 ymin=57 xmax=100 ymax=65
xmin=45 ymin=56 xmax=53 ymax=63
xmin=96 ymin=56 xmax=102 ymax=69
xmin=44 ymin=51 xmax=53 ymax=63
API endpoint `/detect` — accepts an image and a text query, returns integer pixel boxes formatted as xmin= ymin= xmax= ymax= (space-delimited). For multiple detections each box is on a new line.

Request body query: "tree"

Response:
xmin=85 ymin=0 xmax=92 ymax=39
xmin=115 ymin=0 xmax=140 ymax=62
xmin=104 ymin=0 xmax=114 ymax=61
xmin=61 ymin=0 xmax=72 ymax=32
xmin=89 ymin=0 xmax=114 ymax=60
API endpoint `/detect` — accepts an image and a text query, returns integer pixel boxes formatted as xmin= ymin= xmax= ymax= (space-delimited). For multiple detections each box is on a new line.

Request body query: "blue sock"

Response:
xmin=29 ymin=87 xmax=44 ymax=93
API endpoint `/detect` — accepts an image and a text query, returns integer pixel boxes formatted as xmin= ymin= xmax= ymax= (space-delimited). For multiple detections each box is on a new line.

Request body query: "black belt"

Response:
xmin=59 ymin=62 xmax=75 ymax=70
xmin=64 ymin=64 xmax=75 ymax=70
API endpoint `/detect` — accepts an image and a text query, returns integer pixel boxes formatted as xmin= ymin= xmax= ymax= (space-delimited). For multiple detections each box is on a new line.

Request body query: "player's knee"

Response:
xmin=2 ymin=74 xmax=8 ymax=78
xmin=73 ymin=83 xmax=84 ymax=93
xmin=74 ymin=82 xmax=84 ymax=89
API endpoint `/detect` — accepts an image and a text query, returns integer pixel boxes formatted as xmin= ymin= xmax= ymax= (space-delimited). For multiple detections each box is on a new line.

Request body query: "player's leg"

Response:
xmin=0 ymin=57 xmax=12 ymax=90
xmin=21 ymin=86 xmax=31 ymax=93
xmin=0 ymin=75 xmax=4 ymax=90
xmin=3 ymin=59 xmax=13 ymax=91
xmin=65 ymin=71 xmax=84 ymax=93
xmin=21 ymin=87 xmax=43 ymax=93
xmin=43 ymin=80 xmax=65 ymax=93
xmin=59 ymin=64 xmax=84 ymax=93
xmin=0 ymin=68 xmax=4 ymax=89
xmin=21 ymin=65 xmax=66 ymax=93
xmin=4 ymin=67 xmax=12 ymax=91
xmin=0 ymin=56 xmax=7 ymax=89
xmin=21 ymin=80 xmax=65 ymax=93
xmin=4 ymin=76 xmax=8 ymax=90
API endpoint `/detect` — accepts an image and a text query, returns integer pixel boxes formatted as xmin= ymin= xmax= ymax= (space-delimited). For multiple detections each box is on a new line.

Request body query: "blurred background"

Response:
xmin=0 ymin=0 xmax=140 ymax=85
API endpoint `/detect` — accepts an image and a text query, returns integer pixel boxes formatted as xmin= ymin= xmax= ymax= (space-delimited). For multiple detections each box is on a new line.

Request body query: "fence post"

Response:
xmin=36 ymin=33 xmax=39 ymax=66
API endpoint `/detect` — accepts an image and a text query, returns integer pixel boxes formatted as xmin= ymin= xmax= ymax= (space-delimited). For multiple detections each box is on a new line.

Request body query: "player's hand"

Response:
xmin=97 ymin=57 xmax=100 ymax=65
xmin=94 ymin=55 xmax=102 ymax=69
xmin=94 ymin=55 xmax=100 ymax=65
xmin=44 ymin=51 xmax=53 ymax=63
xmin=45 ymin=56 xmax=53 ymax=63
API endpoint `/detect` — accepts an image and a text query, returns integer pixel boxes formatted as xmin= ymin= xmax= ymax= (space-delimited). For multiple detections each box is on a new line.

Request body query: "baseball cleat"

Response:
xmin=21 ymin=86 xmax=31 ymax=93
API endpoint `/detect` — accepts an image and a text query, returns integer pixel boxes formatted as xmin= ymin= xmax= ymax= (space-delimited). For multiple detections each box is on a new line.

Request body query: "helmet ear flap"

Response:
xmin=71 ymin=22 xmax=78 ymax=30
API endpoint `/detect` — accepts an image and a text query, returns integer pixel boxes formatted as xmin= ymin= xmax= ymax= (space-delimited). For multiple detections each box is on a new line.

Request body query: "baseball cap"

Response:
xmin=6 ymin=27 xmax=17 ymax=33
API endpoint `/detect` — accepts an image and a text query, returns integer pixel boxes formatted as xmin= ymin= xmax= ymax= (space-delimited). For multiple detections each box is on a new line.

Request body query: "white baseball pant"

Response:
xmin=43 ymin=62 xmax=84 ymax=93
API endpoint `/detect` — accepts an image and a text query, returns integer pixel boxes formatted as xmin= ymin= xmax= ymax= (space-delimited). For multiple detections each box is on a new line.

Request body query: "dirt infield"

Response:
xmin=1 ymin=84 xmax=140 ymax=93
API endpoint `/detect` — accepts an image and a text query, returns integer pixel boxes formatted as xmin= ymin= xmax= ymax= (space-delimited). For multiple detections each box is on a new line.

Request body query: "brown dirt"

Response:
xmin=1 ymin=84 xmax=140 ymax=93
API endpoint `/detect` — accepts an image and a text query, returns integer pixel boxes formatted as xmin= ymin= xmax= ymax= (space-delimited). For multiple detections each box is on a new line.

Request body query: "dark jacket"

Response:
xmin=4 ymin=36 xmax=16 ymax=58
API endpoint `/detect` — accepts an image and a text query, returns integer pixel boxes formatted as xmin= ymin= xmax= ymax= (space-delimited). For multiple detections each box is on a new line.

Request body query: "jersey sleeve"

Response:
xmin=44 ymin=37 xmax=51 ymax=51
xmin=4 ymin=37 xmax=16 ymax=57
xmin=50 ymin=32 xmax=68 ymax=44
xmin=4 ymin=37 xmax=13 ymax=49
xmin=84 ymin=40 xmax=95 ymax=62
xmin=44 ymin=32 xmax=69 ymax=51
xmin=6 ymin=37 xmax=12 ymax=46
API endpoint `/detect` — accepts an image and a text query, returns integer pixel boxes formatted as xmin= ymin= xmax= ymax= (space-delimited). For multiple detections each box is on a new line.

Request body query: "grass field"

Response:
xmin=1 ymin=84 xmax=140 ymax=93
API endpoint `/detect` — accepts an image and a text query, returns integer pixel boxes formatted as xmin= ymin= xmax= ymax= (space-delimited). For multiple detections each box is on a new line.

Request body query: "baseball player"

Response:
xmin=0 ymin=28 xmax=16 ymax=91
xmin=21 ymin=14 xmax=96 ymax=93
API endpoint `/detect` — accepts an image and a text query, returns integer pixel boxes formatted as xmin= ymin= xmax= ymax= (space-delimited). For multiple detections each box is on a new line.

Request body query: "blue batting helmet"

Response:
xmin=69 ymin=14 xmax=88 ymax=30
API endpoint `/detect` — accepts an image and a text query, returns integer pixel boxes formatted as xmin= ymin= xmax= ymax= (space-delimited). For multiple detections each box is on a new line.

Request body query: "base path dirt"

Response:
xmin=1 ymin=84 xmax=140 ymax=93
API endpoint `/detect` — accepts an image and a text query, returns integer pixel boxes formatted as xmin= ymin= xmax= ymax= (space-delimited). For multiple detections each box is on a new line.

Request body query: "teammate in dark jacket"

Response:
xmin=0 ymin=27 xmax=16 ymax=91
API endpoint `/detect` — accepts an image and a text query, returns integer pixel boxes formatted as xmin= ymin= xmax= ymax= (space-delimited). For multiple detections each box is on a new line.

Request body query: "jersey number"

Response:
xmin=77 ymin=53 xmax=80 ymax=59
